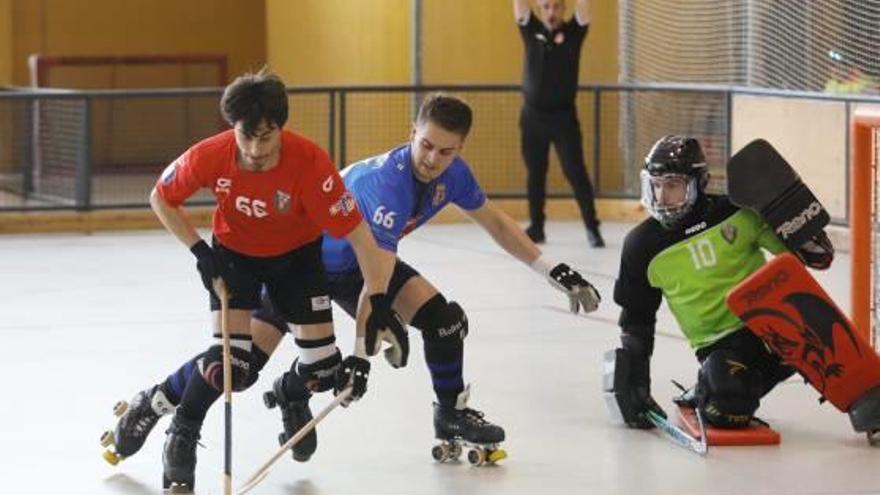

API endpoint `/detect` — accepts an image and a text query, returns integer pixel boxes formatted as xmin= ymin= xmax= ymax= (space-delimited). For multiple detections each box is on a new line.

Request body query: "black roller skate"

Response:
xmin=100 ymin=385 xmax=175 ymax=465
xmin=263 ymin=375 xmax=316 ymax=462
xmin=162 ymin=413 xmax=202 ymax=492
xmin=431 ymin=385 xmax=506 ymax=466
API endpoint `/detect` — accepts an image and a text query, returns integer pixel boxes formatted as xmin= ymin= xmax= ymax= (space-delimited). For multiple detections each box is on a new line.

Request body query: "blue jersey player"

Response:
xmin=107 ymin=93 xmax=601 ymax=466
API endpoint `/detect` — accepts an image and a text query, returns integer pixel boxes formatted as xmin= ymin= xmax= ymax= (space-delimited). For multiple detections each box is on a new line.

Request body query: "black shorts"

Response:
xmin=327 ymin=259 xmax=421 ymax=318
xmin=695 ymin=328 xmax=795 ymax=398
xmin=210 ymin=237 xmax=333 ymax=326
xmin=253 ymin=258 xmax=421 ymax=334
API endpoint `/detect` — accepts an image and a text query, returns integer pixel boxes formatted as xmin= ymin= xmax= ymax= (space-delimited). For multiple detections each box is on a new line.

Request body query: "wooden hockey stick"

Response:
xmin=646 ymin=409 xmax=708 ymax=456
xmin=235 ymin=388 xmax=353 ymax=495
xmin=215 ymin=280 xmax=233 ymax=495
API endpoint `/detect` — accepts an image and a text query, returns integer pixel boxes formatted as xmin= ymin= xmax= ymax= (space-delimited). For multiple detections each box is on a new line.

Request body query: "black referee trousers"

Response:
xmin=519 ymin=104 xmax=599 ymax=230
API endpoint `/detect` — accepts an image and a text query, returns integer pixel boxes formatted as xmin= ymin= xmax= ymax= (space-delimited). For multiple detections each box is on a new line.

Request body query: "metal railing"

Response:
xmin=1 ymin=82 xmax=878 ymax=221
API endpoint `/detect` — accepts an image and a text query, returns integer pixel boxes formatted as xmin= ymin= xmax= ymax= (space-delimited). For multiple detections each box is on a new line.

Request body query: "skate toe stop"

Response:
xmin=102 ymin=450 xmax=120 ymax=466
xmin=488 ymin=449 xmax=507 ymax=463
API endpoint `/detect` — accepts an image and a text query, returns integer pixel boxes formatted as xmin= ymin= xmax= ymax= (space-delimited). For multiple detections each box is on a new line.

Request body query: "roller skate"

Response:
xmin=162 ymin=413 xmax=202 ymax=492
xmin=100 ymin=385 xmax=175 ymax=465
xmin=263 ymin=375 xmax=316 ymax=462
xmin=430 ymin=385 xmax=507 ymax=466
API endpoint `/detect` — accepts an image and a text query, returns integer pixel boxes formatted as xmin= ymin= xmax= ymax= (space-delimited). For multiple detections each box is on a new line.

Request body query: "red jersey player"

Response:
xmin=142 ymin=68 xmax=401 ymax=490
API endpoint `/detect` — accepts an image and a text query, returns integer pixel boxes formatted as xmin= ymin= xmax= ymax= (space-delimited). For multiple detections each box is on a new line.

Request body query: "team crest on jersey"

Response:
xmin=432 ymin=183 xmax=447 ymax=207
xmin=275 ymin=191 xmax=291 ymax=213
xmin=721 ymin=223 xmax=738 ymax=244
xmin=329 ymin=191 xmax=357 ymax=217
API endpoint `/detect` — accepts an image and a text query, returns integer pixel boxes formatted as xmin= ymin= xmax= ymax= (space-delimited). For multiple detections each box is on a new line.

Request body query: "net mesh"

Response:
xmin=620 ymin=0 xmax=880 ymax=91
xmin=618 ymin=0 xmax=880 ymax=195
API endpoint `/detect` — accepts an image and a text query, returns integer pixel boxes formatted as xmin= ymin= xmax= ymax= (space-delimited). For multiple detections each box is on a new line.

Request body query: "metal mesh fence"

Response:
xmin=620 ymin=0 xmax=880 ymax=92
xmin=0 ymin=99 xmax=29 ymax=208
xmin=612 ymin=90 xmax=729 ymax=196
xmin=0 ymin=84 xmax=870 ymax=212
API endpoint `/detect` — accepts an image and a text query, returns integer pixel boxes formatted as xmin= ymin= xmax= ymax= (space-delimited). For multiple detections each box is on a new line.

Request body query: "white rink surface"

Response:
xmin=1 ymin=221 xmax=877 ymax=495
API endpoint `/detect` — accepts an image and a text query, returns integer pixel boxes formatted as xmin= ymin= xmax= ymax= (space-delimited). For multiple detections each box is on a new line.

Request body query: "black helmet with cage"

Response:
xmin=641 ymin=135 xmax=710 ymax=228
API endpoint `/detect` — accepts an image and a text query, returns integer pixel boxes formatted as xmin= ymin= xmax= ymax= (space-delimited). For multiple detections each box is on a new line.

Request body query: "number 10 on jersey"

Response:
xmin=687 ymin=238 xmax=717 ymax=270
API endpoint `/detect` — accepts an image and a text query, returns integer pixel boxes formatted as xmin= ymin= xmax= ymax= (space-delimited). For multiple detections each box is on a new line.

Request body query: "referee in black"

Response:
xmin=513 ymin=0 xmax=603 ymax=247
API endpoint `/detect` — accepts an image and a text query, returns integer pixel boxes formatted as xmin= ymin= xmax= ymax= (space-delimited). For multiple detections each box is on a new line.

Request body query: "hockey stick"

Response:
xmin=215 ymin=280 xmax=233 ymax=495
xmin=235 ymin=388 xmax=353 ymax=495
xmin=646 ymin=409 xmax=708 ymax=456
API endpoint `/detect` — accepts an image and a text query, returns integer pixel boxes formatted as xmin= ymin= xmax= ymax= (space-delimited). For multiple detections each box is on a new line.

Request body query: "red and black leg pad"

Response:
xmin=727 ymin=252 xmax=880 ymax=432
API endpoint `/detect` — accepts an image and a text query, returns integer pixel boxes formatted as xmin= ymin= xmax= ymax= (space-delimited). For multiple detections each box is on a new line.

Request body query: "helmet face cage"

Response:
xmin=640 ymin=170 xmax=700 ymax=227
xmin=641 ymin=135 xmax=709 ymax=228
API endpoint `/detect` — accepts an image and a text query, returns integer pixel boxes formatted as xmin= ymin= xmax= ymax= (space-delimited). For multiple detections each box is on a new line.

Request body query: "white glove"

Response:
xmin=532 ymin=256 xmax=601 ymax=314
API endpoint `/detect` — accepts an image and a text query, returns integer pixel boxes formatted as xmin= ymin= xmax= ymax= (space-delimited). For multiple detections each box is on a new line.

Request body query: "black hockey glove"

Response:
xmin=623 ymin=348 xmax=666 ymax=429
xmin=604 ymin=332 xmax=666 ymax=429
xmin=548 ymin=263 xmax=601 ymax=314
xmin=334 ymin=355 xmax=370 ymax=406
xmin=794 ymin=230 xmax=834 ymax=270
xmin=365 ymin=294 xmax=409 ymax=368
xmin=190 ymin=240 xmax=233 ymax=297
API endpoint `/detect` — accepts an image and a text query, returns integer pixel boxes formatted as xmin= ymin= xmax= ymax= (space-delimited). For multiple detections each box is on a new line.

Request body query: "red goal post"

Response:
xmin=851 ymin=105 xmax=880 ymax=349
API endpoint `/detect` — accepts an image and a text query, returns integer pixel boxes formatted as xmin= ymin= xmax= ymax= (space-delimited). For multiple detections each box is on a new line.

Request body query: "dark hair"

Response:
xmin=415 ymin=93 xmax=473 ymax=137
xmin=220 ymin=67 xmax=288 ymax=136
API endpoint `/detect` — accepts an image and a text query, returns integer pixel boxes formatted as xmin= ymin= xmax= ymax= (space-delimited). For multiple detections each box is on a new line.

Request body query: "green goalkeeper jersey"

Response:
xmin=613 ymin=195 xmax=786 ymax=350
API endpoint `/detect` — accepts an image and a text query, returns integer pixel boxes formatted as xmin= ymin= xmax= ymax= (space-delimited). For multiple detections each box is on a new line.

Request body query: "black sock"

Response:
xmin=424 ymin=339 xmax=464 ymax=408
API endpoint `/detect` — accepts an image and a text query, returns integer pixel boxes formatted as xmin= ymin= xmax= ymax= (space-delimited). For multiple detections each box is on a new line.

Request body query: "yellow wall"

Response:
xmin=265 ymin=0 xmax=620 ymax=194
xmin=266 ymin=0 xmax=413 ymax=161
xmin=266 ymin=0 xmax=411 ymax=85
xmin=418 ymin=1 xmax=619 ymax=194
xmin=422 ymin=0 xmax=617 ymax=84
xmin=267 ymin=1 xmax=617 ymax=86
xmin=10 ymin=0 xmax=267 ymax=86
xmin=0 ymin=0 xmax=11 ymax=85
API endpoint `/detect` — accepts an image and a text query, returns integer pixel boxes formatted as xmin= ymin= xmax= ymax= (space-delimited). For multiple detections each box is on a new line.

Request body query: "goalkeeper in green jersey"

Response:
xmin=607 ymin=135 xmax=834 ymax=429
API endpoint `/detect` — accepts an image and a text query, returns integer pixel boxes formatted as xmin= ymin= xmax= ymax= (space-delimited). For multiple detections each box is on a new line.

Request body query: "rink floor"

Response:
xmin=1 ymin=220 xmax=877 ymax=495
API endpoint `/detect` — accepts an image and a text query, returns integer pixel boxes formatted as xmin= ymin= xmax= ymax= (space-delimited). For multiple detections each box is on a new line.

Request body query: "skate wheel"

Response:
xmin=868 ymin=430 xmax=880 ymax=447
xmin=102 ymin=449 xmax=120 ymax=466
xmin=467 ymin=448 xmax=486 ymax=466
xmin=431 ymin=444 xmax=449 ymax=462
xmin=487 ymin=448 xmax=508 ymax=464
xmin=112 ymin=400 xmax=128 ymax=417
xmin=263 ymin=391 xmax=278 ymax=409
xmin=100 ymin=430 xmax=114 ymax=448
xmin=449 ymin=443 xmax=462 ymax=460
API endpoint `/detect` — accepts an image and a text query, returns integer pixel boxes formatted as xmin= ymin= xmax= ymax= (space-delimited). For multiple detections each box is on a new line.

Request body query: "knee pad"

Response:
xmin=411 ymin=294 xmax=468 ymax=343
xmin=697 ymin=350 xmax=761 ymax=428
xmin=199 ymin=344 xmax=255 ymax=393
xmin=238 ymin=346 xmax=269 ymax=391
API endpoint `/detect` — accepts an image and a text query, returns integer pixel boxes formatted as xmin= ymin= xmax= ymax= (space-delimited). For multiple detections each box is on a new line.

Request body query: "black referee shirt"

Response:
xmin=518 ymin=12 xmax=589 ymax=112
